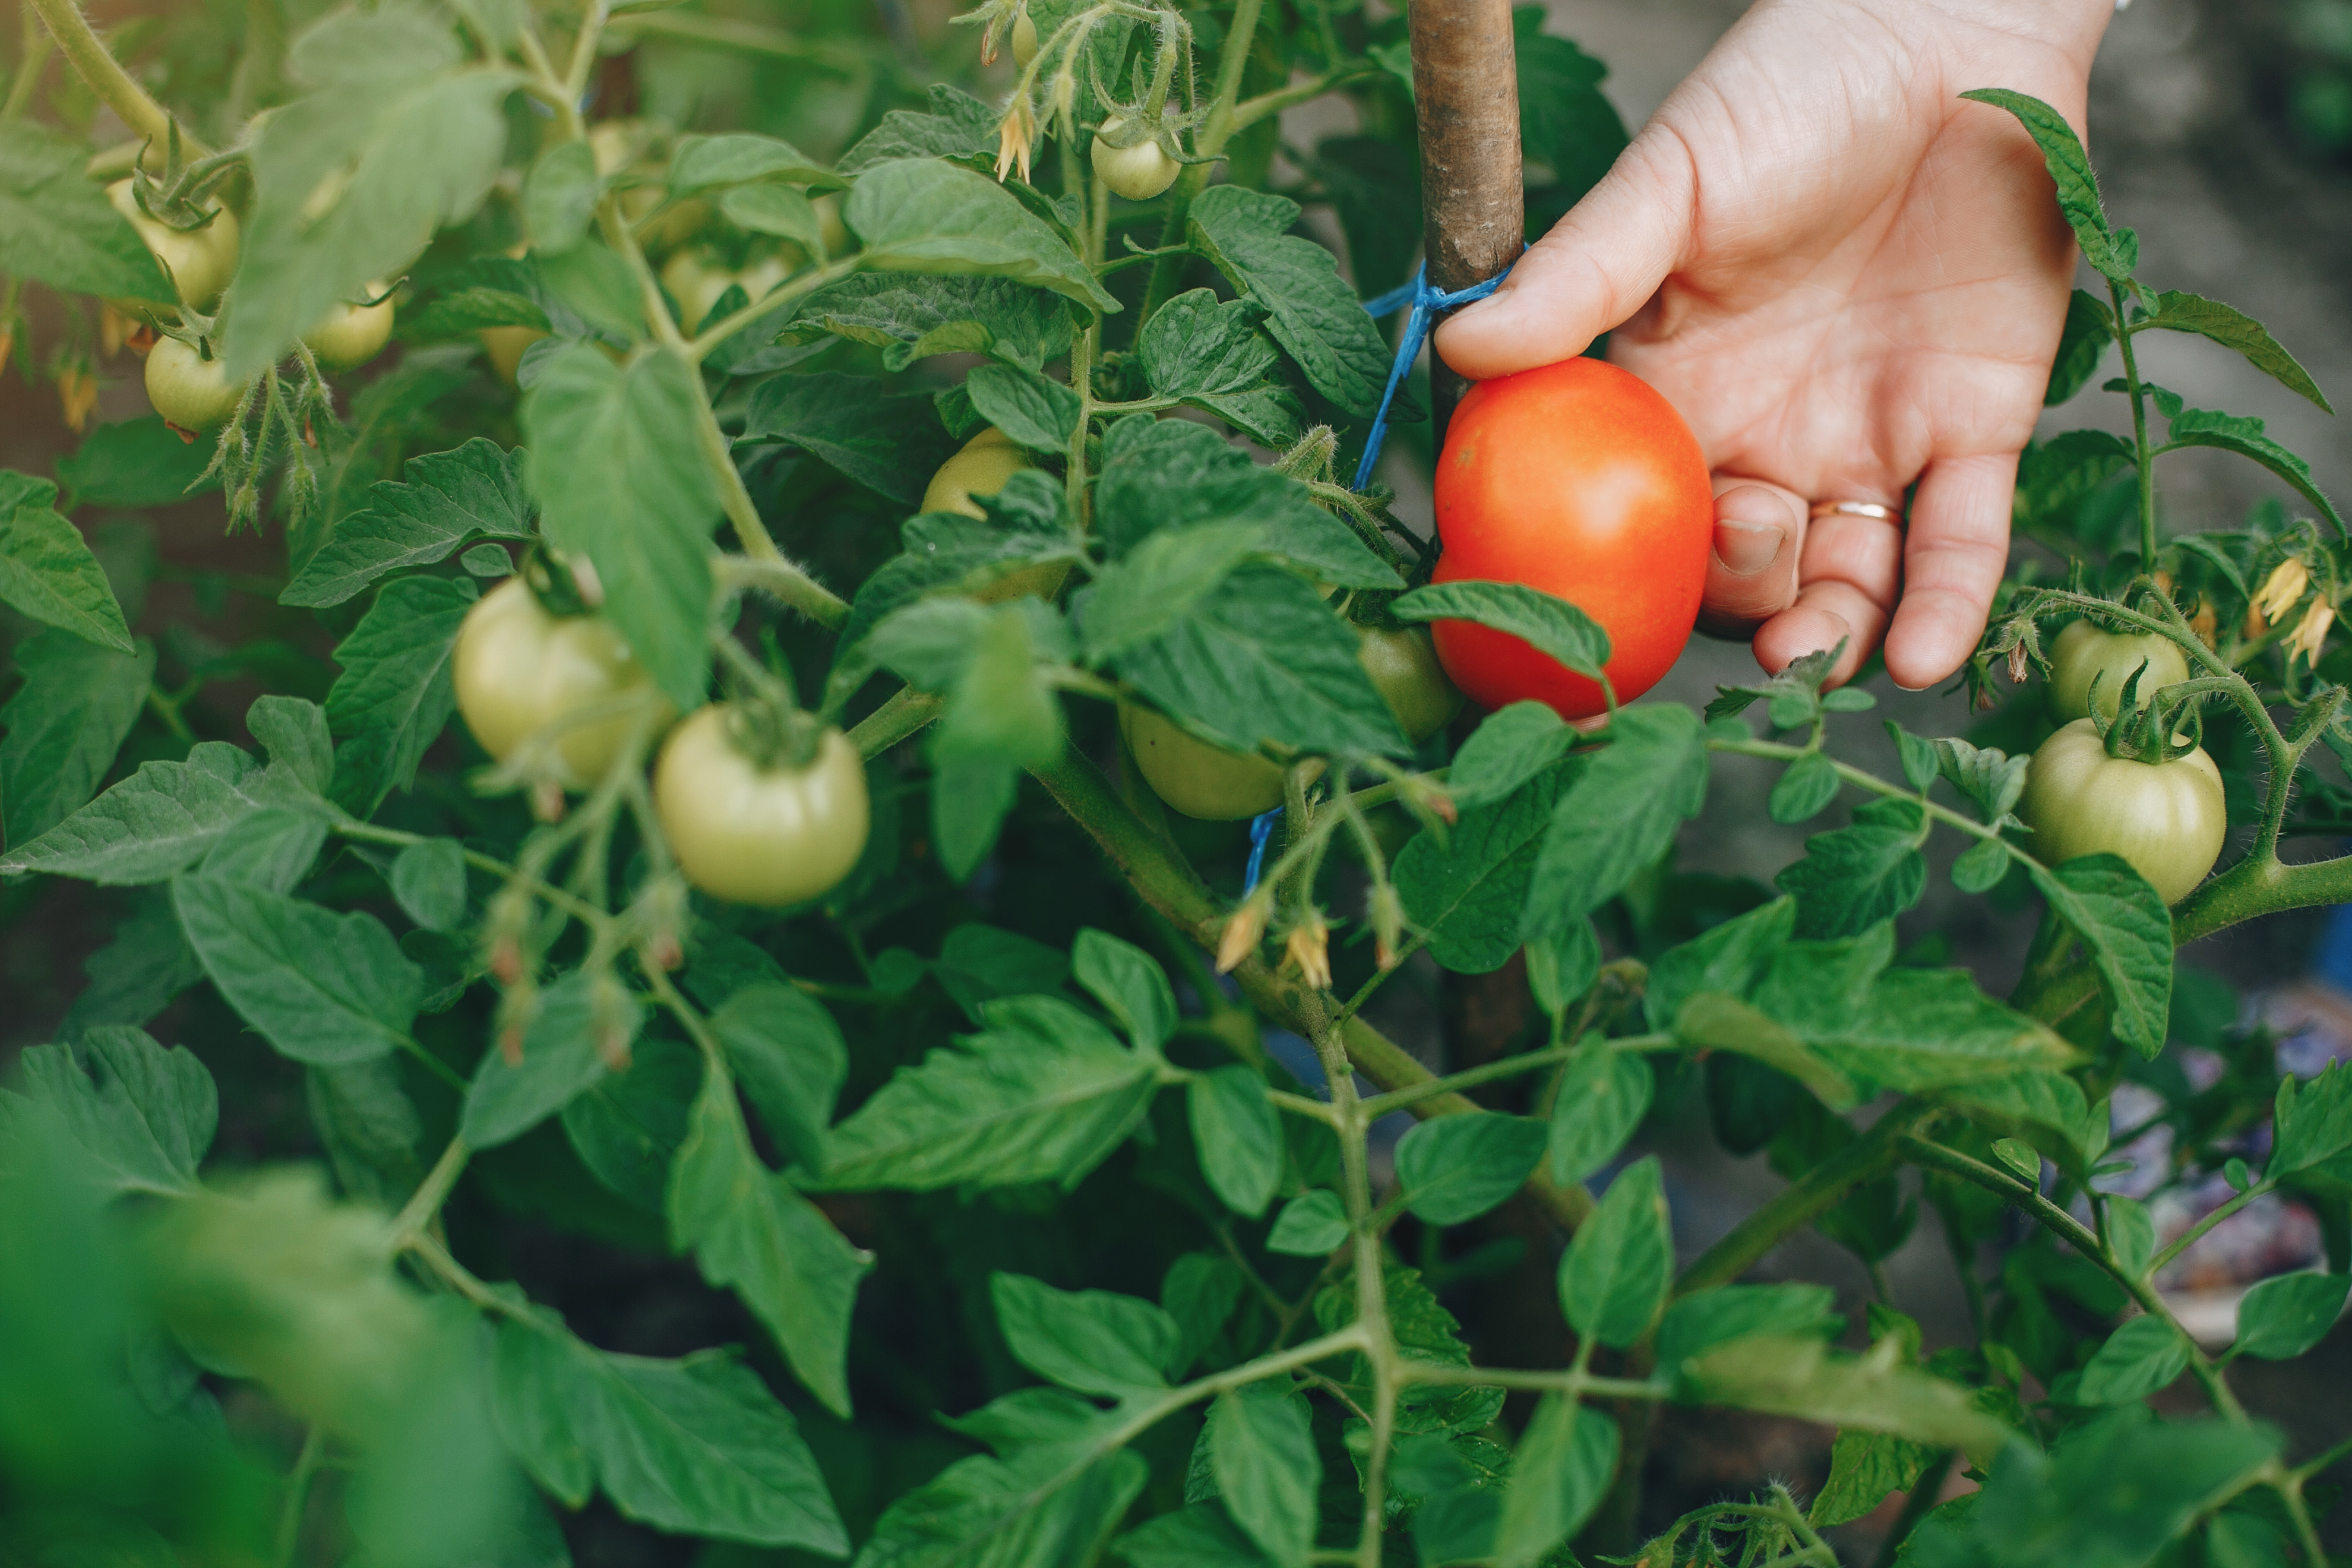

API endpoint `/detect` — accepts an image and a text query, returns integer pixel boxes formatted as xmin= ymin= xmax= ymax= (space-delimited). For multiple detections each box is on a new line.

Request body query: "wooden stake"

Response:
xmin=1409 ymin=0 xmax=1523 ymax=441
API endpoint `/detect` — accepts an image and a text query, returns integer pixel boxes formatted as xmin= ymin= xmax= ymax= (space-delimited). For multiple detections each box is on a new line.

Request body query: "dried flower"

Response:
xmin=591 ymin=970 xmax=637 ymax=1070
xmin=2190 ymin=596 xmax=2218 ymax=648
xmin=2256 ymin=557 xmax=2310 ymax=624
xmin=2005 ymin=639 xmax=2030 ymax=687
xmin=1215 ymin=894 xmax=1268 ymax=973
xmin=1283 ymin=911 xmax=1332 ymax=991
xmin=2290 ymin=599 xmax=2335 ymax=665
xmin=56 ymin=368 xmax=98 ymax=432
xmin=994 ymin=99 xmax=1036 ymax=184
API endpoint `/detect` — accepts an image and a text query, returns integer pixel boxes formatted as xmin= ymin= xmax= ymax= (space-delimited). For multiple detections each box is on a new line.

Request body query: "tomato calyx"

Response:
xmin=519 ymin=546 xmax=602 ymax=618
xmin=2091 ymin=660 xmax=2206 ymax=766
xmin=713 ymin=636 xmax=827 ymax=771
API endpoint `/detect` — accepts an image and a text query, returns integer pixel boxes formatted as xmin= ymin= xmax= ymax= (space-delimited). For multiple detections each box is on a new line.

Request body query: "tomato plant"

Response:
xmin=2046 ymin=617 xmax=2192 ymax=722
xmin=1429 ymin=358 xmax=1713 ymax=719
xmin=2 ymin=8 xmax=2350 ymax=1568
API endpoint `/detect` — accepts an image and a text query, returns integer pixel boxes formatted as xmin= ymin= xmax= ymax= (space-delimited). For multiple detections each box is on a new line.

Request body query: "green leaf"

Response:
xmin=1396 ymin=1112 xmax=1548 ymax=1225
xmin=2074 ymin=1315 xmax=2190 ymax=1404
xmin=523 ymin=140 xmax=599 ymax=253
xmin=1929 ymin=1070 xmax=2109 ymax=1179
xmin=1515 ymin=8 xmax=1629 ymax=211
xmin=2272 ymin=1061 xmax=2352 ymax=1183
xmin=1314 ymin=1260 xmax=1502 ymax=1437
xmin=2137 ymin=290 xmax=2330 ymax=412
xmin=1655 ymin=1284 xmax=1842 ymax=1373
xmin=2013 ymin=429 xmax=2138 ymax=538
xmin=855 ymin=1441 xmax=1148 ymax=1568
xmin=197 ymin=807 xmax=328 ymax=893
xmin=1444 ymin=701 xmax=1573 ymax=810
xmin=1935 ymin=735 xmax=2032 ymax=823
xmin=667 ymin=1063 xmax=871 ymax=1417
xmin=1679 ymin=1336 xmax=2007 ymax=1461
xmin=1778 ymin=822 xmax=1927 ymax=939
xmin=1138 ymin=289 xmax=1281 ymax=400
xmin=2163 ymin=407 xmax=2347 ymax=535
xmin=281 ymin=440 xmax=534 ymax=608
xmin=0 ymin=494 xmax=133 ymax=652
xmin=1960 ymin=89 xmax=2136 ymax=282
xmin=739 ymin=371 xmax=956 ymax=507
xmin=935 ymin=1387 xmax=1111 ymax=1456
xmin=2232 ymin=1272 xmax=2349 ymax=1361
xmin=0 ymin=121 xmax=170 ymax=299
xmin=390 ymin=837 xmax=468 ymax=932
xmin=1557 ymin=1156 xmax=1671 ymax=1348
xmin=1768 ymin=751 xmax=1841 ymax=824
xmin=1187 ymin=185 xmax=1393 ymax=416
xmin=324 ymin=574 xmax=474 ymax=815
xmin=248 ymin=695 xmax=334 ymax=797
xmin=2028 ymin=855 xmax=2172 ymax=1058
xmin=0 ymin=630 xmax=152 ymax=847
xmin=561 ymin=1035 xmax=699 ymax=1210
xmin=777 ymin=272 xmax=1071 ymax=371
xmin=15 ymin=1026 xmax=216 ymax=1196
xmin=1116 ymin=1504 xmax=1280 ymax=1568
xmin=223 ymin=13 xmax=522 ymax=376
xmin=0 ymin=741 xmax=279 ymax=884
xmin=1548 ymin=1045 xmax=1654 ymax=1184
xmin=1391 ymin=580 xmax=1611 ymax=684
xmin=55 ymin=417 xmax=221 ymax=509
xmin=1072 ymin=928 xmax=1175 ymax=1051
xmin=56 ymin=887 xmax=206 ymax=1038
xmin=1188 ymin=1067 xmax=1282 ymax=1218
xmin=1643 ymin=897 xmax=1795 ymax=1032
xmin=814 ymin=996 xmax=1155 ymax=1190
xmin=2046 ymin=288 xmax=2116 ymax=406
xmin=1081 ymin=523 xmax=1265 ymax=663
xmin=1673 ymin=992 xmax=1860 ymax=1109
xmin=720 ymin=184 xmax=826 ymax=251
xmin=1953 ymin=837 xmax=2011 ymax=894
xmin=668 ymin=131 xmax=833 ymax=192
xmin=1494 ymin=1398 xmax=1617 ymax=1568
xmin=965 ymin=362 xmax=1081 ymax=453
xmin=836 ymin=84 xmax=1000 ymax=173
xmin=846 ymin=159 xmax=1117 ymax=314
xmin=991 ymin=1272 xmax=1178 ymax=1397
xmin=1810 ymin=1428 xmax=1935 ymax=1529
xmin=1522 ymin=704 xmax=1709 ymax=938
xmin=1161 ymin=1255 xmax=1246 ymax=1375
xmin=932 ymin=922 xmax=1070 ymax=1020
xmin=1266 ymin=1190 xmax=1349 ymax=1255
xmin=1526 ymin=921 xmax=1600 ymax=1017
xmin=1208 ymin=1384 xmax=1319 ymax=1565
xmin=1112 ymin=565 xmax=1408 ymax=758
xmin=523 ymin=344 xmax=718 ymax=708
xmin=1395 ymin=761 xmax=1571 ymax=973
xmin=463 ymin=972 xmax=637 ymax=1149
xmin=171 ymin=875 xmax=423 ymax=1064
xmin=709 ymin=981 xmax=845 ymax=1174
xmin=2107 ymin=1195 xmax=2157 ymax=1282
xmin=491 ymin=1320 xmax=847 ymax=1551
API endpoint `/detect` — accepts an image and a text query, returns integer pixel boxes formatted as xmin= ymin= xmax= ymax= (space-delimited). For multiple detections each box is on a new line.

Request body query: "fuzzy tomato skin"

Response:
xmin=144 ymin=336 xmax=247 ymax=431
xmin=1091 ymin=117 xmax=1181 ymax=201
xmin=1360 ymin=625 xmax=1460 ymax=743
xmin=655 ymin=706 xmax=871 ymax=906
xmin=453 ymin=577 xmax=675 ymax=785
xmin=2017 ymin=717 xmax=2227 ymax=905
xmin=106 ymin=179 xmax=240 ymax=314
xmin=2047 ymin=619 xmax=2192 ymax=724
xmin=304 ymin=284 xmax=396 ymax=372
xmin=1429 ymin=358 xmax=1712 ymax=719
xmin=1118 ymin=702 xmax=1286 ymax=821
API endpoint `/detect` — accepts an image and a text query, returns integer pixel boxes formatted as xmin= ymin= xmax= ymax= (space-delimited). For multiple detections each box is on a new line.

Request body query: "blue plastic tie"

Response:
xmin=1241 ymin=807 xmax=1279 ymax=896
xmin=1351 ymin=260 xmax=1515 ymax=491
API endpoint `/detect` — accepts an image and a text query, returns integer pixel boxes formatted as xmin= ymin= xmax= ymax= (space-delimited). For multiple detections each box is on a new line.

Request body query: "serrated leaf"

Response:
xmin=855 ymin=1440 xmax=1148 ymax=1568
xmin=1209 ymin=1384 xmax=1319 ymax=1564
xmin=0 ymin=630 xmax=153 ymax=848
xmin=738 ymin=371 xmax=956 ymax=507
xmin=709 ymin=982 xmax=845 ymax=1175
xmin=0 ymin=121 xmax=171 ymax=299
xmin=846 ymin=159 xmax=1116 ymax=314
xmin=1521 ymin=704 xmax=1708 ymax=938
xmin=1960 ymin=89 xmax=2135 ymax=282
xmin=1777 ymin=824 xmax=1927 ymax=939
xmin=172 ymin=875 xmax=423 ymax=1064
xmin=1395 ymin=758 xmax=1571 ymax=974
xmin=15 ymin=1026 xmax=216 ymax=1196
xmin=835 ymin=84 xmax=1000 ymax=174
xmin=0 ymin=496 xmax=134 ymax=652
xmin=1071 ymin=928 xmax=1175 ymax=1051
xmin=463 ymin=972 xmax=637 ymax=1149
xmin=965 ymin=362 xmax=1080 ymax=453
xmin=2138 ymin=290 xmax=2330 ymax=412
xmin=992 ymin=1273 xmax=1178 ymax=1397
xmin=1392 ymin=580 xmax=1610 ymax=684
xmin=1769 ymin=751 xmax=1841 ymax=823
xmin=281 ymin=439 xmax=533 ymax=607
xmin=2161 ymin=410 xmax=2347 ymax=535
xmin=1396 ymin=1112 xmax=1547 ymax=1226
xmin=1 ymin=742 xmax=279 ymax=884
xmin=1643 ymin=897 xmax=1796 ymax=1032
xmin=666 ymin=131 xmax=833 ymax=192
xmin=1187 ymin=186 xmax=1393 ymax=416
xmin=2047 ymin=288 xmax=2116 ymax=406
xmin=323 ymin=575 xmax=474 ymax=815
xmin=776 ymin=272 xmax=1071 ymax=371
xmin=2027 ymin=855 xmax=2172 ymax=1058
xmin=523 ymin=344 xmax=717 ymax=707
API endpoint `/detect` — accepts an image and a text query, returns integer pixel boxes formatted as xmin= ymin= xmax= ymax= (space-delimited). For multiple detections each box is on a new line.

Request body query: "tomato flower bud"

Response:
xmin=1216 ymin=894 xmax=1270 ymax=974
xmin=2290 ymin=599 xmax=2335 ymax=665
xmin=2256 ymin=558 xmax=2310 ymax=624
xmin=1283 ymin=911 xmax=1332 ymax=991
xmin=590 ymin=970 xmax=637 ymax=1070
xmin=1368 ymin=884 xmax=1405 ymax=970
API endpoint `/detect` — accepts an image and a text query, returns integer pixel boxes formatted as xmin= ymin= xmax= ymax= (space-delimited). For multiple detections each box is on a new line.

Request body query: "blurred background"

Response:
xmin=6 ymin=0 xmax=2352 ymax=1558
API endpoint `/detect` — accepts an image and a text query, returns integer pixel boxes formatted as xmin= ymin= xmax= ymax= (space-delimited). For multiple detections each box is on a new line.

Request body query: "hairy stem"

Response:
xmin=2111 ymin=279 xmax=2158 ymax=565
xmin=1138 ymin=0 xmax=1264 ymax=322
xmin=23 ymin=0 xmax=203 ymax=157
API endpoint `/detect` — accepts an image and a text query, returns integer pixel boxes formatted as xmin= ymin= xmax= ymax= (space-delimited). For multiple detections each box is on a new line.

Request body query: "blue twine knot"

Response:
xmin=1241 ymin=807 xmax=1279 ymax=896
xmin=1351 ymin=260 xmax=1515 ymax=491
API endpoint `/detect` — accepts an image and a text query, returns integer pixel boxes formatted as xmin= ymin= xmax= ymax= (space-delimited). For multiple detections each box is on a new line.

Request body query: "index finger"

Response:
xmin=1882 ymin=452 xmax=2019 ymax=691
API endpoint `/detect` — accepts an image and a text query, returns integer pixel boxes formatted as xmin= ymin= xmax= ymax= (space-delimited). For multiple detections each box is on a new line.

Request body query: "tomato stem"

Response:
xmin=21 ymin=0 xmax=204 ymax=160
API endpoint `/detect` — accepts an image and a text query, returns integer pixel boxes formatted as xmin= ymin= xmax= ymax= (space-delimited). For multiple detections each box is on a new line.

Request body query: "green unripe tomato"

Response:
xmin=107 ymin=179 xmax=240 ymax=315
xmin=453 ymin=577 xmax=676 ymax=786
xmin=1360 ymin=625 xmax=1461 ymax=743
xmin=303 ymin=283 xmax=396 ymax=372
xmin=1091 ymin=116 xmax=1182 ymax=201
xmin=2016 ymin=717 xmax=2227 ymax=905
xmin=1119 ymin=701 xmax=1286 ymax=821
xmin=144 ymin=336 xmax=247 ymax=431
xmin=654 ymin=704 xmax=871 ymax=906
xmin=925 ymin=427 xmax=1068 ymax=602
xmin=2048 ymin=619 xmax=2192 ymax=724
xmin=478 ymin=325 xmax=548 ymax=388
xmin=1011 ymin=10 xmax=1038 ymax=65
xmin=660 ymin=248 xmax=792 ymax=334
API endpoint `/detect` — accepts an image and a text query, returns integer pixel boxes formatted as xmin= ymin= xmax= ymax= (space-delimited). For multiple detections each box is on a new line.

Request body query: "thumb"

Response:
xmin=1433 ymin=131 xmax=1696 ymax=381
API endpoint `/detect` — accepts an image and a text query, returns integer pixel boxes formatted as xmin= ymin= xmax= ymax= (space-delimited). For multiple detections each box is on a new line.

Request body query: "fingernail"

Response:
xmin=1714 ymin=517 xmax=1783 ymax=575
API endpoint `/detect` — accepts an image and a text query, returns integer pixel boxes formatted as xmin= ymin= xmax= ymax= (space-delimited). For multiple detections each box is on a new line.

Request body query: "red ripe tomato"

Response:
xmin=1429 ymin=359 xmax=1712 ymax=719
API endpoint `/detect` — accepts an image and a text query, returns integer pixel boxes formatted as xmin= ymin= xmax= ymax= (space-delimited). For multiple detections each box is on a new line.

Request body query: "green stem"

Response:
xmin=391 ymin=1136 xmax=470 ymax=1243
xmin=22 ymin=0 xmax=201 ymax=156
xmin=1676 ymin=1102 xmax=1934 ymax=1295
xmin=1137 ymin=0 xmax=1264 ymax=323
xmin=847 ymin=687 xmax=944 ymax=757
xmin=273 ymin=1427 xmax=324 ymax=1568
xmin=1871 ymin=1450 xmax=1955 ymax=1568
xmin=3 ymin=5 xmax=50 ymax=118
xmin=2111 ymin=279 xmax=2158 ymax=565
xmin=713 ymin=552 xmax=852 ymax=631
xmin=2148 ymin=1181 xmax=2274 ymax=1277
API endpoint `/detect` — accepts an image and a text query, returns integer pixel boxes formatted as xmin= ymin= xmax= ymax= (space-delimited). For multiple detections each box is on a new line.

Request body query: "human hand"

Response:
xmin=1433 ymin=0 xmax=2114 ymax=689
